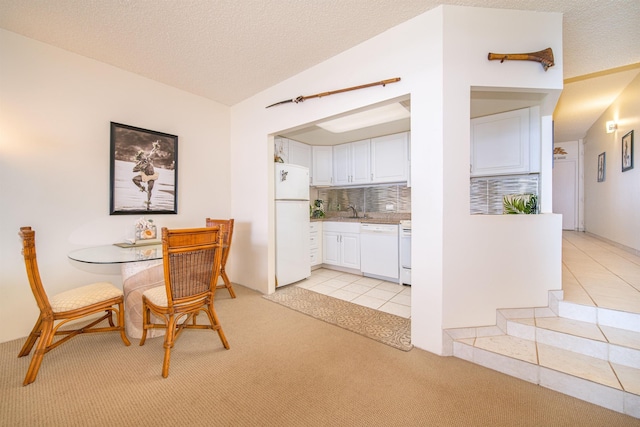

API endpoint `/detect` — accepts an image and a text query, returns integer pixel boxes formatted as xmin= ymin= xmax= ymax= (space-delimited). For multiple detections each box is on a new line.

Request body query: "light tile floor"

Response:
xmin=296 ymin=231 xmax=640 ymax=323
xmin=295 ymin=268 xmax=411 ymax=318
xmin=562 ymin=231 xmax=640 ymax=314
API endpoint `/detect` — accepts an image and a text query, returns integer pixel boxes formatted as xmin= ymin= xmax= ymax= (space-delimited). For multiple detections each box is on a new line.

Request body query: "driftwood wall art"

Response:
xmin=487 ymin=47 xmax=555 ymax=71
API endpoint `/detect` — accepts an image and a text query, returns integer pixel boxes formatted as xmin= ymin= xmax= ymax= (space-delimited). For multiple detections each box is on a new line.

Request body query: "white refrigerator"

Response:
xmin=275 ymin=163 xmax=310 ymax=287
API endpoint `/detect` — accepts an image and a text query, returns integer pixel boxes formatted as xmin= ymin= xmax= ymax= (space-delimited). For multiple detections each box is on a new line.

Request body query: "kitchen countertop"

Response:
xmin=310 ymin=216 xmax=409 ymax=225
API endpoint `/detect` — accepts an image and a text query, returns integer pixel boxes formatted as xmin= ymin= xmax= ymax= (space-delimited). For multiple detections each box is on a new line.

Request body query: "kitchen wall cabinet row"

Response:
xmin=276 ymin=132 xmax=410 ymax=187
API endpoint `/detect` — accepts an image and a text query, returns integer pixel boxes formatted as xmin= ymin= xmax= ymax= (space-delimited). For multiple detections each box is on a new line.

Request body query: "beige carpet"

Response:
xmin=2 ymin=284 xmax=638 ymax=426
xmin=264 ymin=285 xmax=412 ymax=351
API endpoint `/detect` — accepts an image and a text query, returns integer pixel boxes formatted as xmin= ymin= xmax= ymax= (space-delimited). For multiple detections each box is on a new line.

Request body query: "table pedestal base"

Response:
xmin=122 ymin=260 xmax=166 ymax=340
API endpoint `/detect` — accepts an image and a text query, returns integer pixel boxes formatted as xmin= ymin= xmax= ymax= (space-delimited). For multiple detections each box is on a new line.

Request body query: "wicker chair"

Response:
xmin=139 ymin=226 xmax=230 ymax=378
xmin=18 ymin=226 xmax=131 ymax=385
xmin=205 ymin=218 xmax=236 ymax=298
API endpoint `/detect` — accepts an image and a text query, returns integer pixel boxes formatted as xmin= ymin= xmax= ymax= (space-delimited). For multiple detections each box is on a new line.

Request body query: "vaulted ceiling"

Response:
xmin=1 ymin=0 xmax=638 ymax=142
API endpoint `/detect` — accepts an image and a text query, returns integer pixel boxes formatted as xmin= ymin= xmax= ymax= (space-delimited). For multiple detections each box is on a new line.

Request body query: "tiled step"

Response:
xmin=452 ymin=335 xmax=640 ymax=417
xmin=503 ymin=316 xmax=640 ymax=369
xmin=445 ymin=297 xmax=640 ymax=418
xmin=558 ymin=300 xmax=640 ymax=332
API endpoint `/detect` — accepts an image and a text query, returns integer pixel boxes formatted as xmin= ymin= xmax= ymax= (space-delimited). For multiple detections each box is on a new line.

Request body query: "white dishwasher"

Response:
xmin=360 ymin=223 xmax=399 ymax=282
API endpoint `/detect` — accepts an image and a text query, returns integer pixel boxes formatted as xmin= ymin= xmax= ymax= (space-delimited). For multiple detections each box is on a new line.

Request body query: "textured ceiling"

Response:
xmin=1 ymin=0 xmax=639 ymax=141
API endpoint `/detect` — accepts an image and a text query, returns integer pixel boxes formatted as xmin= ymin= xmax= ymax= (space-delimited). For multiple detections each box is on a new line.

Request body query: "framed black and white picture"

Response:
xmin=597 ymin=152 xmax=606 ymax=182
xmin=622 ymin=130 xmax=634 ymax=172
xmin=110 ymin=122 xmax=178 ymax=215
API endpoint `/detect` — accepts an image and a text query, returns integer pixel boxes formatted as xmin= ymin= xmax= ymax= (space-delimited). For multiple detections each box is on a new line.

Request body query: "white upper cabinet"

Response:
xmin=288 ymin=139 xmax=311 ymax=170
xmin=333 ymin=139 xmax=371 ymax=186
xmin=470 ymin=107 xmax=540 ymax=177
xmin=351 ymin=139 xmax=371 ymax=184
xmin=371 ymin=132 xmax=409 ymax=183
xmin=275 ymin=136 xmax=311 ymax=170
xmin=311 ymin=146 xmax=333 ymax=186
xmin=307 ymin=131 xmax=411 ymax=187
xmin=333 ymin=143 xmax=351 ymax=186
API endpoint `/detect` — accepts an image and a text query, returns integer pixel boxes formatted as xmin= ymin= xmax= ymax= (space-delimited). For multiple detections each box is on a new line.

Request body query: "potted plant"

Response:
xmin=503 ymin=194 xmax=538 ymax=214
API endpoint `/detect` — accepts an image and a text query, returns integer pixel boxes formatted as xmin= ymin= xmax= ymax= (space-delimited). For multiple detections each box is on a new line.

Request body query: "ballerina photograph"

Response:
xmin=110 ymin=122 xmax=178 ymax=214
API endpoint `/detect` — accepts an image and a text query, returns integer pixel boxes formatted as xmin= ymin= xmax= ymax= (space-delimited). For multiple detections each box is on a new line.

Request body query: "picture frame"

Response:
xmin=110 ymin=122 xmax=178 ymax=215
xmin=622 ymin=130 xmax=634 ymax=172
xmin=597 ymin=152 xmax=606 ymax=182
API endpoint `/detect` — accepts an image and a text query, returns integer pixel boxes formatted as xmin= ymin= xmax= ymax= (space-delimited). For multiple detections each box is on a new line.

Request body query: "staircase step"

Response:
xmin=553 ymin=299 xmax=640 ymax=332
xmin=505 ymin=317 xmax=640 ymax=368
xmin=446 ymin=292 xmax=640 ymax=418
xmin=452 ymin=335 xmax=640 ymax=417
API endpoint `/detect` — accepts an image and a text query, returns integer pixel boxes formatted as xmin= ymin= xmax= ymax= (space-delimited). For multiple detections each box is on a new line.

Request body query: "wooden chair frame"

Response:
xmin=205 ymin=218 xmax=236 ymax=298
xmin=139 ymin=226 xmax=230 ymax=378
xmin=18 ymin=226 xmax=130 ymax=385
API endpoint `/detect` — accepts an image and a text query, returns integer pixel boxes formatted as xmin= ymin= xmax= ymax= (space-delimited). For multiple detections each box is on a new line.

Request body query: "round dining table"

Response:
xmin=68 ymin=242 xmax=166 ymax=339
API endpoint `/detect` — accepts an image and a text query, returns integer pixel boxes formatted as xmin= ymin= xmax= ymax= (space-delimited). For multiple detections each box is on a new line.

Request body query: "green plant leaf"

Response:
xmin=503 ymin=194 xmax=537 ymax=214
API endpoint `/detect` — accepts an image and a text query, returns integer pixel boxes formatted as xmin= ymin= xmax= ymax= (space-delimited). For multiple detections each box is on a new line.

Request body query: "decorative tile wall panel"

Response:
xmin=318 ymin=185 xmax=411 ymax=214
xmin=470 ymin=174 xmax=539 ymax=215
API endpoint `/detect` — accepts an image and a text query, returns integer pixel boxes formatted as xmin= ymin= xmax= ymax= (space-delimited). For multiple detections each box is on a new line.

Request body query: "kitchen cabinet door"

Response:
xmin=470 ymin=108 xmax=530 ymax=176
xmin=333 ymin=140 xmax=371 ymax=186
xmin=333 ymin=143 xmax=351 ymax=186
xmin=312 ymin=146 xmax=333 ymax=186
xmin=371 ymin=132 xmax=408 ymax=183
xmin=322 ymin=231 xmax=340 ymax=265
xmin=351 ymin=139 xmax=371 ymax=184
xmin=288 ymin=139 xmax=311 ymax=170
xmin=340 ymin=232 xmax=361 ymax=270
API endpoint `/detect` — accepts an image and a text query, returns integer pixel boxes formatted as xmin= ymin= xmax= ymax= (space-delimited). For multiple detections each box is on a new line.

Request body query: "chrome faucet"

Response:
xmin=347 ymin=205 xmax=358 ymax=218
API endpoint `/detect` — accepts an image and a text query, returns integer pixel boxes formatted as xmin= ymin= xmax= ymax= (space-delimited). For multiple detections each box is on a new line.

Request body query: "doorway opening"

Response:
xmin=271 ymin=96 xmax=412 ymax=319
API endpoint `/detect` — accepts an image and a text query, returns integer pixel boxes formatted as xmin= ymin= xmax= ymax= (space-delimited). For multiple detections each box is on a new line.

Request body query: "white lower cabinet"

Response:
xmin=310 ymin=222 xmax=322 ymax=267
xmin=322 ymin=222 xmax=360 ymax=270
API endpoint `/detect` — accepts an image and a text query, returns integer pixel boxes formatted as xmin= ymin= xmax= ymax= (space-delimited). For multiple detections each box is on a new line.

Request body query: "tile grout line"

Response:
xmin=563 ymin=237 xmax=640 ymax=310
xmin=566 ymin=235 xmax=640 ymax=292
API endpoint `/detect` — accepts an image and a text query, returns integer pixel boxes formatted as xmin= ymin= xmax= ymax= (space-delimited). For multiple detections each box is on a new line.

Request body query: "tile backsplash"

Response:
xmin=313 ymin=175 xmax=537 ymax=217
xmin=317 ymin=184 xmax=411 ymax=215
xmin=470 ymin=174 xmax=540 ymax=215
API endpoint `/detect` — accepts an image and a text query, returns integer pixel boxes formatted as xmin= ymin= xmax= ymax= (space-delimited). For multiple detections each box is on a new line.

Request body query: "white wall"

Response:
xmin=583 ymin=74 xmax=640 ymax=252
xmin=0 ymin=29 xmax=231 ymax=343
xmin=230 ymin=6 xmax=564 ymax=354
xmin=438 ymin=7 xmax=563 ymax=341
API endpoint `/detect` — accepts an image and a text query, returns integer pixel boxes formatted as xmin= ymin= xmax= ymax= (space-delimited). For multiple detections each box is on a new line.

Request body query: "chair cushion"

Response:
xmin=50 ymin=282 xmax=123 ymax=312
xmin=143 ymin=285 xmax=168 ymax=307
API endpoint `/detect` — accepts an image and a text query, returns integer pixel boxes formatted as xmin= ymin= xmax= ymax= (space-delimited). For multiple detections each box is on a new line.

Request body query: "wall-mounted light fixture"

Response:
xmin=606 ymin=120 xmax=618 ymax=133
